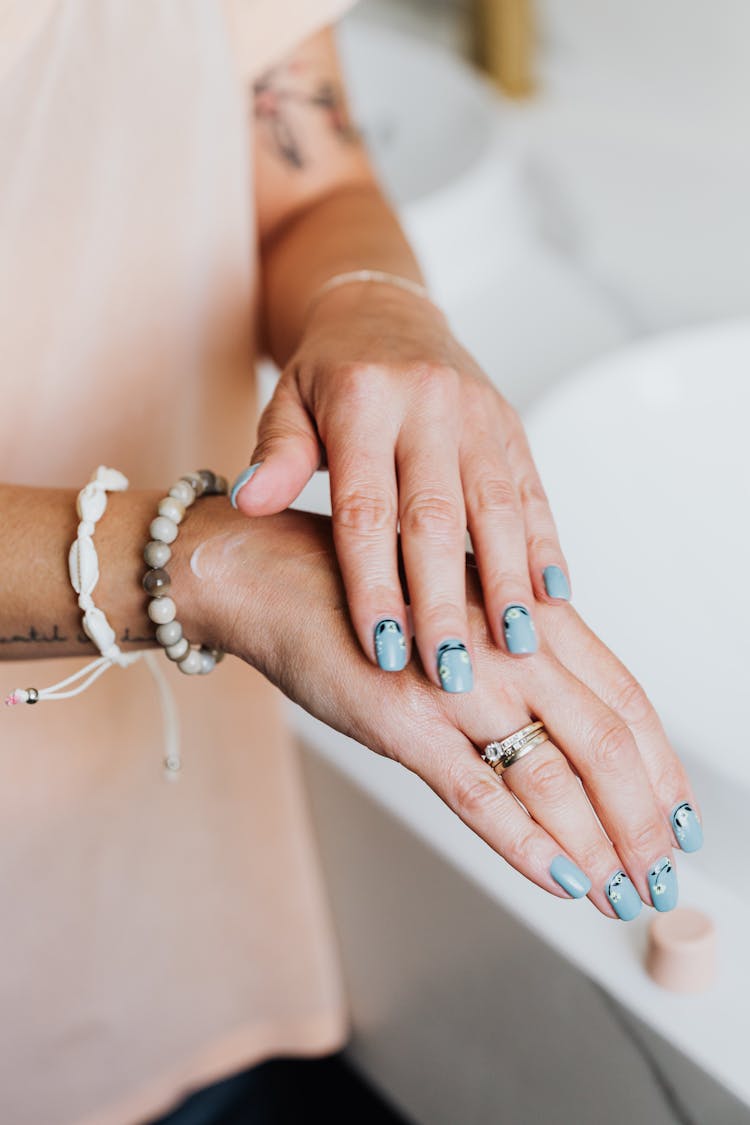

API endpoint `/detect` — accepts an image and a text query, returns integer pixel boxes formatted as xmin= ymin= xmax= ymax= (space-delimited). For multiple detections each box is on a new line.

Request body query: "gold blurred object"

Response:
xmin=473 ymin=0 xmax=535 ymax=98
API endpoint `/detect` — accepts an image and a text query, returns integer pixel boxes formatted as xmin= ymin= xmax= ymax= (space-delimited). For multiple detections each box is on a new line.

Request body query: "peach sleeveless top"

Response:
xmin=0 ymin=2 xmax=355 ymax=1122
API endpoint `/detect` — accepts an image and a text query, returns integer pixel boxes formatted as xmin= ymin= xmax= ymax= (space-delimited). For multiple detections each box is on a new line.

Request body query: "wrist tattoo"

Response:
xmin=0 ymin=625 xmax=69 ymax=645
xmin=0 ymin=625 xmax=152 ymax=646
xmin=253 ymin=63 xmax=361 ymax=168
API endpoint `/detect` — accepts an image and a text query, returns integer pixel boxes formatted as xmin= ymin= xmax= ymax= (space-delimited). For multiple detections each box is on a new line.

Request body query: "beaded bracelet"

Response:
xmin=142 ymin=469 xmax=228 ymax=676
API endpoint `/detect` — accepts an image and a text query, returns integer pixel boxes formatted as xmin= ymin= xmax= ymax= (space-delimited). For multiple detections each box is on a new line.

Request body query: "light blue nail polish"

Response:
xmin=503 ymin=604 xmax=538 ymax=655
xmin=542 ymin=565 xmax=571 ymax=601
xmin=374 ymin=619 xmax=407 ymax=672
xmin=671 ymin=801 xmax=703 ymax=853
xmin=606 ymin=870 xmax=643 ymax=921
xmin=550 ymin=855 xmax=591 ymax=898
xmin=647 ymin=856 xmax=678 ymax=912
xmin=436 ymin=639 xmax=473 ymax=693
xmin=229 ymin=462 xmax=262 ymax=509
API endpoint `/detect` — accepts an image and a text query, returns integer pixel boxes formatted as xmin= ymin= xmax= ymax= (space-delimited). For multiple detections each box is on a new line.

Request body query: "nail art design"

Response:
xmin=436 ymin=639 xmax=473 ymax=693
xmin=647 ymin=856 xmax=678 ymax=912
xmin=229 ymin=462 xmax=262 ymax=509
xmin=503 ymin=605 xmax=538 ymax=655
xmin=671 ymin=802 xmax=703 ymax=854
xmin=542 ymin=565 xmax=571 ymax=601
xmin=606 ymin=870 xmax=642 ymax=921
xmin=374 ymin=619 xmax=407 ymax=672
xmin=550 ymin=855 xmax=591 ymax=899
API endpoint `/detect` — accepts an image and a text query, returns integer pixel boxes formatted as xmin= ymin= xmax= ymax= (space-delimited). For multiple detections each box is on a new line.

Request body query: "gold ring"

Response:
xmin=492 ymin=730 xmax=549 ymax=775
xmin=480 ymin=721 xmax=543 ymax=764
xmin=480 ymin=722 xmax=549 ymax=774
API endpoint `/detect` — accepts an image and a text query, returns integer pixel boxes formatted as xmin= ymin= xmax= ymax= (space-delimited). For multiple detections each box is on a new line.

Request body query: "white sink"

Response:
xmin=525 ymin=320 xmax=750 ymax=795
xmin=336 ymin=17 xmax=532 ymax=300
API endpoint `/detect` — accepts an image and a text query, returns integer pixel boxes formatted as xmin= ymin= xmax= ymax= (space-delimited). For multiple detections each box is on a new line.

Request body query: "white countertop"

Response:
xmin=290 ymin=702 xmax=750 ymax=1110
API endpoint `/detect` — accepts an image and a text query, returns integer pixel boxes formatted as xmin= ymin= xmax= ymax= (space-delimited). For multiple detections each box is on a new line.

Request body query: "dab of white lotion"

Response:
xmin=189 ymin=530 xmax=248 ymax=580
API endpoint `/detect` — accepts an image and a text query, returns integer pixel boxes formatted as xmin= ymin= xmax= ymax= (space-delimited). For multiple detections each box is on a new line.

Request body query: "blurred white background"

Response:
xmin=288 ymin=5 xmax=750 ymax=1124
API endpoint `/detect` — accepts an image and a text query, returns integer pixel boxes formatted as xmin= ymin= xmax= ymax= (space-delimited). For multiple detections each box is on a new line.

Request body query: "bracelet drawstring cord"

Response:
xmin=3 ymin=465 xmax=184 ymax=778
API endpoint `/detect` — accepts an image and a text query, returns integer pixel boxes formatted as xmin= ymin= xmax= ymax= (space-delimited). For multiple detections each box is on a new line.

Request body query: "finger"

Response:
xmin=537 ymin=605 xmax=704 ymax=854
xmin=462 ymin=425 xmax=539 ymax=656
xmin=457 ymin=696 xmax=638 ymax=920
xmin=504 ymin=420 xmax=572 ymax=604
xmin=409 ymin=723 xmax=596 ymax=901
xmin=328 ymin=419 xmax=410 ymax=672
xmin=230 ymin=375 xmax=321 ymax=514
xmin=498 ymin=739 xmax=639 ymax=920
xmin=528 ymin=654 xmax=679 ymax=912
xmin=397 ymin=413 xmax=473 ymax=693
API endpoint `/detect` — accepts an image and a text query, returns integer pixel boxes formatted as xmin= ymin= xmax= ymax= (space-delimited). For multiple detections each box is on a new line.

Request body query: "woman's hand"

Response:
xmin=178 ymin=504 xmax=702 ymax=920
xmin=229 ymin=285 xmax=570 ymax=691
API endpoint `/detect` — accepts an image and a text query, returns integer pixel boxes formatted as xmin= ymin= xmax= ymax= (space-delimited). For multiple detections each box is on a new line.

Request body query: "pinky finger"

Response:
xmin=506 ymin=426 xmax=572 ymax=604
xmin=418 ymin=731 xmax=593 ymax=902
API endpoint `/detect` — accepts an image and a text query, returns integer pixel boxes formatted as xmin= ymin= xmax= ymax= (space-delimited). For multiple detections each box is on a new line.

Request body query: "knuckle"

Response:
xmin=411 ymin=362 xmax=461 ymax=403
xmin=584 ymin=718 xmax=633 ymax=773
xmin=334 ymin=363 xmax=389 ymax=412
xmin=518 ymin=473 xmax=550 ymax=510
xmin=333 ymin=488 xmax=396 ymax=534
xmin=653 ymin=762 xmax=687 ymax=802
xmin=519 ymin=752 xmax=572 ymax=802
xmin=627 ymin=818 xmax=668 ymax=859
xmin=526 ymin=532 xmax=559 ymax=559
xmin=401 ymin=490 xmax=464 ymax=537
xmin=447 ymin=762 xmax=502 ymax=819
xmin=608 ymin=671 xmax=656 ymax=732
xmin=575 ymin=840 xmax=609 ymax=878
xmin=484 ymin=575 xmax=533 ymax=616
xmin=503 ymin=824 xmax=540 ymax=866
xmin=423 ymin=601 xmax=465 ymax=628
xmin=470 ymin=475 xmax=520 ymax=519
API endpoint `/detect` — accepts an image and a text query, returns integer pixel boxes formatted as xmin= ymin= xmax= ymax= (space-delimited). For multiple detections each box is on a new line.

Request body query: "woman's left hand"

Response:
xmin=230 ymin=284 xmax=570 ymax=691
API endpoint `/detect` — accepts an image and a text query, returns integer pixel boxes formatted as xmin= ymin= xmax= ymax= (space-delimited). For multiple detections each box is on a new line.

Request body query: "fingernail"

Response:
xmin=229 ymin=463 xmax=262 ymax=509
xmin=606 ymin=869 xmax=643 ymax=921
xmin=671 ymin=801 xmax=703 ymax=853
xmin=436 ymin=639 xmax=473 ymax=693
xmin=550 ymin=855 xmax=591 ymax=898
xmin=503 ymin=604 xmax=537 ymax=655
xmin=647 ymin=856 xmax=678 ymax=912
xmin=374 ymin=619 xmax=407 ymax=672
xmin=542 ymin=565 xmax=571 ymax=601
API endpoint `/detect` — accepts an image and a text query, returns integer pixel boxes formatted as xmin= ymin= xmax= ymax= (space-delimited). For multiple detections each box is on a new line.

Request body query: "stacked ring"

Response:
xmin=481 ymin=722 xmax=550 ymax=775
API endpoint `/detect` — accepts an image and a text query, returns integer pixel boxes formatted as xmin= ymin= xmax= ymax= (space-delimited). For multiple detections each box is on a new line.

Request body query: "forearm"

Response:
xmin=260 ymin=180 xmax=424 ymax=367
xmin=0 ymin=484 xmax=213 ymax=661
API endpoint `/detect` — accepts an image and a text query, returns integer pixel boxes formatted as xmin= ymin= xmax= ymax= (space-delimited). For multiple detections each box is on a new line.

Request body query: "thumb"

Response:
xmin=229 ymin=378 xmax=321 ymax=514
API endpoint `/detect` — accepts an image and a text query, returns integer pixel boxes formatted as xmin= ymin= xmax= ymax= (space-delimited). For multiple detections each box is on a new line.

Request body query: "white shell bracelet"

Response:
xmin=5 ymin=465 xmax=143 ymax=706
xmin=142 ymin=469 xmax=228 ymax=678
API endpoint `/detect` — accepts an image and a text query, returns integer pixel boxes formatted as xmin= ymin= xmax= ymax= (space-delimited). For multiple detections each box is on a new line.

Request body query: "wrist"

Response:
xmin=167 ymin=496 xmax=259 ymax=658
xmin=301 ymin=275 xmax=448 ymax=339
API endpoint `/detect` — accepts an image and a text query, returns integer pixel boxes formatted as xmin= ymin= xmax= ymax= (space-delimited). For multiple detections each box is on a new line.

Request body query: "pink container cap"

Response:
xmin=646 ymin=907 xmax=717 ymax=993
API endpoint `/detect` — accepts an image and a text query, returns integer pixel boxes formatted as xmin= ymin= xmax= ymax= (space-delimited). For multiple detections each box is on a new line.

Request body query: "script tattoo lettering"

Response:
xmin=0 ymin=625 xmax=68 ymax=645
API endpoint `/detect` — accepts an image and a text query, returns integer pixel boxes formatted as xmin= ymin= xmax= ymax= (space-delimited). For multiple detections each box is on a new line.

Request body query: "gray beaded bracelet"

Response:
xmin=142 ymin=469 xmax=228 ymax=675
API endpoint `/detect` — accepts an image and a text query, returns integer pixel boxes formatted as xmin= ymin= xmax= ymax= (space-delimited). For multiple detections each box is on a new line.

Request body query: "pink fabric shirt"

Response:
xmin=0 ymin=2 xmax=355 ymax=1121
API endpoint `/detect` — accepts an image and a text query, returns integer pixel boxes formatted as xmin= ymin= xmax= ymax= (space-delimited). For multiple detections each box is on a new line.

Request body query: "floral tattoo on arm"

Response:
xmin=253 ymin=61 xmax=361 ymax=168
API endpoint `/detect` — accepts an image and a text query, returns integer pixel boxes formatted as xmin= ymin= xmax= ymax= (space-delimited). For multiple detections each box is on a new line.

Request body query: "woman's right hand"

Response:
xmin=177 ymin=504 xmax=701 ymax=921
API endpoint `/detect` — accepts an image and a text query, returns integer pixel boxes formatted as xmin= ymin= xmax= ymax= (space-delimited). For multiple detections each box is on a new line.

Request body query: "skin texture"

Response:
xmin=234 ymin=26 xmax=571 ymax=688
xmin=185 ymin=505 xmax=702 ymax=919
xmin=0 ymin=486 xmax=700 ymax=916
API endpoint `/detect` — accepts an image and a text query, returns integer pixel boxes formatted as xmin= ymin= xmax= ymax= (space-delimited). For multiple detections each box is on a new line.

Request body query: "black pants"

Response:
xmin=149 ymin=1051 xmax=412 ymax=1125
